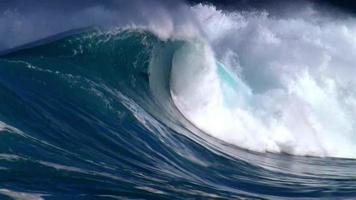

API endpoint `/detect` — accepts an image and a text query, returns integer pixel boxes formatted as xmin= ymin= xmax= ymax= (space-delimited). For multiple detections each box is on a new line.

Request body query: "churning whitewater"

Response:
xmin=1 ymin=1 xmax=356 ymax=199
xmin=171 ymin=4 xmax=356 ymax=158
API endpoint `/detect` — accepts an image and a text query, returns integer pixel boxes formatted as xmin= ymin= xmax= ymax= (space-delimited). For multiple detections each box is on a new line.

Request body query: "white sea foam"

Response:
xmin=171 ymin=4 xmax=356 ymax=158
xmin=0 ymin=121 xmax=21 ymax=134
xmin=0 ymin=189 xmax=44 ymax=200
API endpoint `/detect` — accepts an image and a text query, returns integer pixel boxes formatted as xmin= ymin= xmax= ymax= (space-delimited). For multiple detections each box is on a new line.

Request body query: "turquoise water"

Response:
xmin=216 ymin=62 xmax=252 ymax=108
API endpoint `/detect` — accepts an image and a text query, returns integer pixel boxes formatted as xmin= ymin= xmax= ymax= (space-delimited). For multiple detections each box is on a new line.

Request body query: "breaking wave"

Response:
xmin=1 ymin=3 xmax=356 ymax=199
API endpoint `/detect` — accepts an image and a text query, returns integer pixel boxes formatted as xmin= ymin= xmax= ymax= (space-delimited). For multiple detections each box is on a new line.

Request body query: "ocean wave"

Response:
xmin=1 ymin=3 xmax=356 ymax=199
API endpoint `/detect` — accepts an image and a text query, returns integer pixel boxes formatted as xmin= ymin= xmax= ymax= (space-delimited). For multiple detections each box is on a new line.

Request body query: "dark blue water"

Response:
xmin=0 ymin=29 xmax=355 ymax=199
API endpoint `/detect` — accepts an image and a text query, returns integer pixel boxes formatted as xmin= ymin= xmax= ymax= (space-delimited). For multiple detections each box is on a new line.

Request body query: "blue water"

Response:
xmin=0 ymin=29 xmax=356 ymax=199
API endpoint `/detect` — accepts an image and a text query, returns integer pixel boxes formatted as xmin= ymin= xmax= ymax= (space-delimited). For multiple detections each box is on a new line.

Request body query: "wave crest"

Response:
xmin=170 ymin=4 xmax=356 ymax=158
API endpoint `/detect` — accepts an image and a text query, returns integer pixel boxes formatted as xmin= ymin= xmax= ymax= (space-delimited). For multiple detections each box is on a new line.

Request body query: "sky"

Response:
xmin=0 ymin=0 xmax=355 ymax=52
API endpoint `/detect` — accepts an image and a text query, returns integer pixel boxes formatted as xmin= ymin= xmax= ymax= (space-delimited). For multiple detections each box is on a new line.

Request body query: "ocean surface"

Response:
xmin=1 ymin=3 xmax=356 ymax=200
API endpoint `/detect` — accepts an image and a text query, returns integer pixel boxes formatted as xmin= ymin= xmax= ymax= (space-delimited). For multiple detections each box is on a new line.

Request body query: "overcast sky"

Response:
xmin=0 ymin=0 xmax=355 ymax=52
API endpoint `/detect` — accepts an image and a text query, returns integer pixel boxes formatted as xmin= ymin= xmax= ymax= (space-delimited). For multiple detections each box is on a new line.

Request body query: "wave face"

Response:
xmin=1 ymin=3 xmax=356 ymax=199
